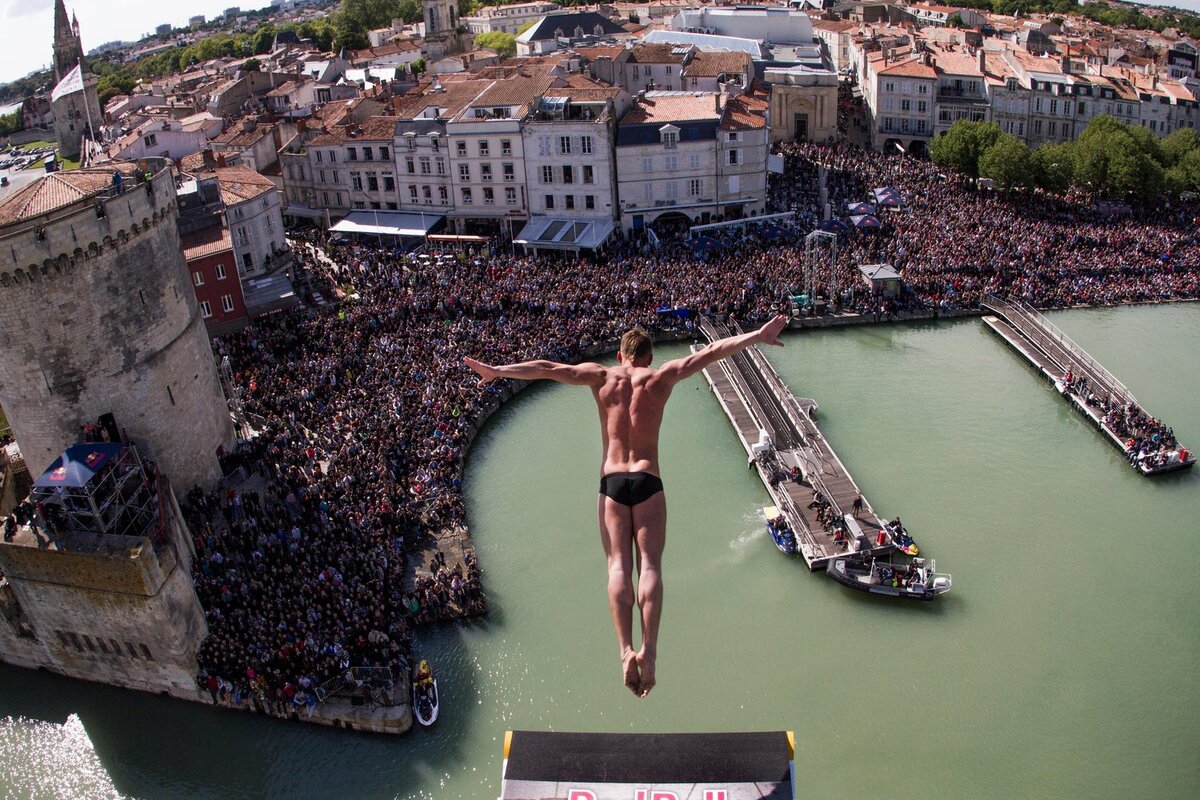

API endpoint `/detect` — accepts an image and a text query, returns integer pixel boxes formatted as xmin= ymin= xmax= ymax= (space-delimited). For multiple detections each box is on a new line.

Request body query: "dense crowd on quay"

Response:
xmin=181 ymin=143 xmax=1199 ymax=716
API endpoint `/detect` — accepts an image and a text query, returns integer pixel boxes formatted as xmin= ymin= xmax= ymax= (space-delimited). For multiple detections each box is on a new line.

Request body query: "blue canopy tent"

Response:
xmin=851 ymin=214 xmax=882 ymax=229
xmin=691 ymin=235 xmax=721 ymax=258
xmin=818 ymin=219 xmax=850 ymax=234
xmin=33 ymin=443 xmax=125 ymax=489
xmin=846 ymin=202 xmax=876 ymax=215
xmin=871 ymin=187 xmax=904 ymax=208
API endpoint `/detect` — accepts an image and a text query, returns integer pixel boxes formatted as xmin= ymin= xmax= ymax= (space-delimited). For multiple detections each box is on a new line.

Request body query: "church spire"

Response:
xmin=54 ymin=0 xmax=71 ymax=45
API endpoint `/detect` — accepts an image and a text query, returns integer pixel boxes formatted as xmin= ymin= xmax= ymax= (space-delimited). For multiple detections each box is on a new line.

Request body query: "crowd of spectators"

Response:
xmin=182 ymin=139 xmax=1199 ymax=719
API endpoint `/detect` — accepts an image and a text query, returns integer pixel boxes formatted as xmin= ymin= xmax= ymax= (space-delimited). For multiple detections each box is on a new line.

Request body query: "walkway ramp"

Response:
xmin=500 ymin=730 xmax=795 ymax=800
xmin=695 ymin=317 xmax=894 ymax=570
xmin=982 ymin=295 xmax=1193 ymax=475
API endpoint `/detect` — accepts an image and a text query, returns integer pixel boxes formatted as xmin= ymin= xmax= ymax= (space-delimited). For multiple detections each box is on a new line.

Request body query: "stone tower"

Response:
xmin=0 ymin=443 xmax=208 ymax=699
xmin=0 ymin=160 xmax=235 ymax=489
xmin=423 ymin=0 xmax=460 ymax=62
xmin=50 ymin=0 xmax=102 ymax=161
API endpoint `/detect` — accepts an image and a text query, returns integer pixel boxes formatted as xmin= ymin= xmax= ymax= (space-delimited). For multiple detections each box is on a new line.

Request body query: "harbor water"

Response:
xmin=1 ymin=304 xmax=1197 ymax=799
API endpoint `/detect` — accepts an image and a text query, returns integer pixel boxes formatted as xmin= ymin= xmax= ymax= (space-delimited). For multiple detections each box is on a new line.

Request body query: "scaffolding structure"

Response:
xmin=30 ymin=443 xmax=161 ymax=543
xmin=804 ymin=229 xmax=839 ymax=304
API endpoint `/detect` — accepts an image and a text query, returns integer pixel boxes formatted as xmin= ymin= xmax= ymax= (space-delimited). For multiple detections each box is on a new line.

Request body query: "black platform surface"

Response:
xmin=504 ymin=730 xmax=793 ymax=784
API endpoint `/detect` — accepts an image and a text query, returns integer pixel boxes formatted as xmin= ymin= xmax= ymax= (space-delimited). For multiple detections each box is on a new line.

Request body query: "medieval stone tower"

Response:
xmin=423 ymin=0 xmax=460 ymax=62
xmin=0 ymin=160 xmax=235 ymax=489
xmin=50 ymin=0 xmax=102 ymax=161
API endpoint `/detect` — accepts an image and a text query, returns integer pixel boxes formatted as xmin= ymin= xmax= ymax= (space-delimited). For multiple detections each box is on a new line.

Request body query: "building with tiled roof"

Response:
xmin=211 ymin=119 xmax=282 ymax=172
xmin=203 ymin=166 xmax=285 ymax=278
xmin=681 ymin=50 xmax=752 ymax=92
xmin=616 ymin=90 xmax=767 ymax=229
xmin=462 ymin=2 xmax=561 ymax=35
xmin=516 ymin=11 xmax=628 ymax=56
xmin=0 ymin=164 xmax=141 ymax=228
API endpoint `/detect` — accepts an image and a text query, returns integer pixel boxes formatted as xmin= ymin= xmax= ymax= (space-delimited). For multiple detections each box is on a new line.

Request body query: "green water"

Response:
xmin=1 ymin=304 xmax=1198 ymax=799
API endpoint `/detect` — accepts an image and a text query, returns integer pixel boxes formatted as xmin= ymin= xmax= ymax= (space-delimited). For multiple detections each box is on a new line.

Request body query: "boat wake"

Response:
xmin=0 ymin=713 xmax=128 ymax=799
xmin=727 ymin=511 xmax=766 ymax=555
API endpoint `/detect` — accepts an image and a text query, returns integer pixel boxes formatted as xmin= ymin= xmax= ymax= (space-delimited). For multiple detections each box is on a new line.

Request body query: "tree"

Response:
xmin=979 ymin=134 xmax=1032 ymax=190
xmin=517 ymin=20 xmax=536 ymax=34
xmin=930 ymin=120 xmax=1002 ymax=179
xmin=242 ymin=58 xmax=262 ymax=73
xmin=1072 ymin=119 xmax=1164 ymax=201
xmin=1161 ymin=128 xmax=1200 ymax=167
xmin=334 ymin=0 xmax=403 ymax=50
xmin=1030 ymin=141 xmax=1075 ymax=194
xmin=0 ymin=111 xmax=23 ymax=136
xmin=1167 ymin=148 xmax=1200 ymax=193
xmin=473 ymin=31 xmax=516 ymax=57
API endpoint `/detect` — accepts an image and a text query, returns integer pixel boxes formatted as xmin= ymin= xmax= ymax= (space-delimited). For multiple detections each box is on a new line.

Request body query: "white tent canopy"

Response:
xmin=514 ymin=218 xmax=615 ymax=251
xmin=329 ymin=211 xmax=443 ymax=238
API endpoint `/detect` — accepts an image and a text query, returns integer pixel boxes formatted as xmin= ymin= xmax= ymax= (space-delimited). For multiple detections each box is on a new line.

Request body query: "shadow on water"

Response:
xmin=0 ymin=623 xmax=487 ymax=800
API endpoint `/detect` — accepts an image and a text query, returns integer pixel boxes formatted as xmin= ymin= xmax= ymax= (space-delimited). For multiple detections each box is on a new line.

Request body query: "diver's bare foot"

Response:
xmin=621 ymin=648 xmax=642 ymax=696
xmin=635 ymin=649 xmax=656 ymax=698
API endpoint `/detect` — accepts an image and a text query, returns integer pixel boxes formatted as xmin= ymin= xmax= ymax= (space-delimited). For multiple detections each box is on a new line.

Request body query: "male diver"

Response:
xmin=465 ymin=314 xmax=788 ymax=696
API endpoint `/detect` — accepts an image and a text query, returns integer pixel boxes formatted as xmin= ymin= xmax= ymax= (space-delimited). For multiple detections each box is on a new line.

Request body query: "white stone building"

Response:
xmin=517 ymin=85 xmax=629 ymax=252
xmin=462 ymin=2 xmax=561 ymax=35
xmin=615 ymin=90 xmax=768 ymax=230
xmin=215 ymin=166 xmax=286 ymax=277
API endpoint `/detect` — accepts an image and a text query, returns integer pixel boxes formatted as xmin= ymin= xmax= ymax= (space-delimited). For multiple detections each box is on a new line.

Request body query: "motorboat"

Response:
xmin=412 ymin=659 xmax=439 ymax=727
xmin=826 ymin=555 xmax=951 ymax=601
xmin=762 ymin=505 xmax=797 ymax=555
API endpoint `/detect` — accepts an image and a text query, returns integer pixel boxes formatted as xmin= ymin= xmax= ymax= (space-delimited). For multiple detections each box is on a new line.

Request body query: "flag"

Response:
xmin=51 ymin=64 xmax=84 ymax=102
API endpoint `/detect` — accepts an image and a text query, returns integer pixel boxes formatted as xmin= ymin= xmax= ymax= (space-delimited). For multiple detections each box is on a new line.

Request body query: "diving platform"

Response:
xmin=982 ymin=295 xmax=1193 ymax=475
xmin=499 ymin=730 xmax=796 ymax=799
xmin=694 ymin=317 xmax=896 ymax=570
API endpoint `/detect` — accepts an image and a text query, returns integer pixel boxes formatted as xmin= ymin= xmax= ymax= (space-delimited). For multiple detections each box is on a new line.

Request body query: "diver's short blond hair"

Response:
xmin=620 ymin=328 xmax=653 ymax=365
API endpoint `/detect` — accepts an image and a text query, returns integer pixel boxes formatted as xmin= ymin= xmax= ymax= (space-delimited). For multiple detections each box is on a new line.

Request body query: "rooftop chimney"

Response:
xmin=715 ymin=92 xmax=723 ymax=113
xmin=978 ymin=47 xmax=985 ymax=74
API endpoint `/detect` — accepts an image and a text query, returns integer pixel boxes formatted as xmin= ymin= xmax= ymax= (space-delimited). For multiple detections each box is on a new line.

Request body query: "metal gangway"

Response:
xmin=981 ymin=295 xmax=1194 ymax=475
xmin=983 ymin=295 xmax=1134 ymax=410
xmin=694 ymin=316 xmax=894 ymax=569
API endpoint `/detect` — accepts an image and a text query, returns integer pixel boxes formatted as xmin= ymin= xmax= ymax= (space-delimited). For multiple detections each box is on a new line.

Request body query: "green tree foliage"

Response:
xmin=334 ymin=0 xmax=403 ymax=50
xmin=0 ymin=111 xmax=23 ymax=136
xmin=1161 ymin=128 xmax=1200 ymax=168
xmin=517 ymin=20 xmax=537 ymax=34
xmin=1167 ymin=149 xmax=1200 ymax=194
xmin=1030 ymin=141 xmax=1075 ymax=194
xmin=930 ymin=120 xmax=1002 ymax=179
xmin=473 ymin=31 xmax=517 ymax=57
xmin=242 ymin=58 xmax=262 ymax=73
xmin=1071 ymin=115 xmax=1164 ymax=201
xmin=978 ymin=133 xmax=1032 ymax=190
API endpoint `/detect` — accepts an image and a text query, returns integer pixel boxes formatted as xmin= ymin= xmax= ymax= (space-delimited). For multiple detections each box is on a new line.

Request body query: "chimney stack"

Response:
xmin=978 ymin=47 xmax=985 ymax=74
xmin=715 ymin=91 xmax=723 ymax=113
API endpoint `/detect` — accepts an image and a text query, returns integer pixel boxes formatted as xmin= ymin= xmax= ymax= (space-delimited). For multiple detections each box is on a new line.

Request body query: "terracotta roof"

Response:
xmin=683 ymin=50 xmax=751 ymax=78
xmin=876 ymin=58 xmax=937 ymax=78
xmin=628 ymin=43 xmax=689 ymax=64
xmin=395 ymin=80 xmax=491 ymax=119
xmin=307 ymin=116 xmax=400 ymax=146
xmin=721 ymin=92 xmax=767 ymax=131
xmin=212 ymin=122 xmax=274 ymax=147
xmin=0 ymin=165 xmax=142 ymax=228
xmin=621 ymin=91 xmax=722 ymax=125
xmin=214 ymin=166 xmax=277 ymax=206
xmin=544 ymin=86 xmax=622 ymax=101
xmin=181 ymin=225 xmax=233 ymax=260
xmin=573 ymin=44 xmax=627 ymax=60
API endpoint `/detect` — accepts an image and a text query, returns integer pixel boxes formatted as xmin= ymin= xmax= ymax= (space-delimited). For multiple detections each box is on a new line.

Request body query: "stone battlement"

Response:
xmin=0 ymin=163 xmax=178 ymax=289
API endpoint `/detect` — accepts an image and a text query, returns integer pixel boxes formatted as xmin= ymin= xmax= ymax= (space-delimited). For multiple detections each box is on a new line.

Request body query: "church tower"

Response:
xmin=423 ymin=0 xmax=460 ymax=63
xmin=50 ymin=0 xmax=102 ymax=161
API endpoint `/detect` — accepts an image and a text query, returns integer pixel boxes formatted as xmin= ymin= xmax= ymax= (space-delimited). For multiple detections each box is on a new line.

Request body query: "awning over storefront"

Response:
xmin=329 ymin=211 xmax=443 ymax=238
xmin=285 ymin=204 xmax=327 ymax=220
xmin=514 ymin=217 xmax=616 ymax=251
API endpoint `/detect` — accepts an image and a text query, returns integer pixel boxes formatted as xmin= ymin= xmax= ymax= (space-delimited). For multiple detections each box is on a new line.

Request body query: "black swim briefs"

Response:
xmin=599 ymin=472 xmax=664 ymax=507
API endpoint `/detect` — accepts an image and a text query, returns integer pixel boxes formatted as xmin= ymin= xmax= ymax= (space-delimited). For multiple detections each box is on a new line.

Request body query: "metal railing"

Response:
xmin=314 ymin=665 xmax=397 ymax=704
xmin=984 ymin=295 xmax=1135 ymax=411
